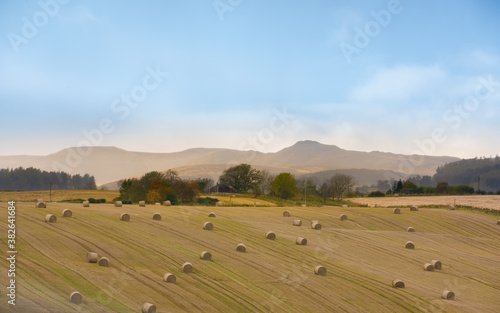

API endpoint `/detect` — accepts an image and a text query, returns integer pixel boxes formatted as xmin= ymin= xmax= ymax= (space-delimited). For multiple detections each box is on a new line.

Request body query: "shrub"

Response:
xmin=88 ymin=198 xmax=97 ymax=203
xmin=368 ymin=191 xmax=385 ymax=197
xmin=197 ymin=197 xmax=219 ymax=206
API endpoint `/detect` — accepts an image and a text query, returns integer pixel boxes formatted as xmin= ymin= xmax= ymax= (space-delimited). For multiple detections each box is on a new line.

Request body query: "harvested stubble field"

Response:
xmin=1 ymin=202 xmax=499 ymax=312
xmin=350 ymin=195 xmax=500 ymax=211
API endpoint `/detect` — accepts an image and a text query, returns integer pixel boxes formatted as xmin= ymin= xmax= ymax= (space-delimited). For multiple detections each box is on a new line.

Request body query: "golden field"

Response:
xmin=1 ymin=197 xmax=499 ymax=312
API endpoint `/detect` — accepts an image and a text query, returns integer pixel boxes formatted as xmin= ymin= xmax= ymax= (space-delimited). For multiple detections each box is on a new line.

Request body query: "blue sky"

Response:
xmin=1 ymin=0 xmax=499 ymax=158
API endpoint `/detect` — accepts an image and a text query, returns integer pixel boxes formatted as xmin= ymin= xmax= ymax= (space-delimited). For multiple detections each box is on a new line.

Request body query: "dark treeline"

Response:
xmin=433 ymin=157 xmax=500 ymax=191
xmin=0 ymin=167 xmax=97 ymax=191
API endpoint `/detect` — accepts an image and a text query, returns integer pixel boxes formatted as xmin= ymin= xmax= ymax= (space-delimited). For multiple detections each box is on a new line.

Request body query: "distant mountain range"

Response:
xmin=0 ymin=140 xmax=459 ymax=189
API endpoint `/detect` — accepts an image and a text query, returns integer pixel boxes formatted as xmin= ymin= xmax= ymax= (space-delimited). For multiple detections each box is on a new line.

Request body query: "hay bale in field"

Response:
xmin=120 ymin=213 xmax=130 ymax=222
xmin=314 ymin=265 xmax=326 ymax=276
xmin=98 ymin=257 xmax=109 ymax=267
xmin=431 ymin=260 xmax=442 ymax=270
xmin=342 ymin=205 xmax=348 ymax=208
xmin=283 ymin=210 xmax=290 ymax=217
xmin=254 ymin=202 xmax=261 ymax=207
xmin=62 ymin=209 xmax=72 ymax=217
xmin=36 ymin=201 xmax=46 ymax=208
xmin=114 ymin=201 xmax=122 ymax=207
xmin=410 ymin=205 xmax=418 ymax=211
xmin=296 ymin=237 xmax=307 ymax=245
xmin=424 ymin=263 xmax=434 ymax=271
xmin=163 ymin=200 xmax=171 ymax=206
xmin=163 ymin=273 xmax=176 ymax=283
xmin=142 ymin=302 xmax=156 ymax=313
xmin=407 ymin=227 xmax=415 ymax=232
xmin=448 ymin=205 xmax=455 ymax=210
xmin=405 ymin=241 xmax=415 ymax=249
xmin=340 ymin=214 xmax=347 ymax=221
xmin=45 ymin=214 xmax=57 ymax=223
xmin=393 ymin=208 xmax=401 ymax=214
xmin=265 ymin=231 xmax=276 ymax=240
xmin=155 ymin=202 xmax=161 ymax=205
xmin=208 ymin=212 xmax=216 ymax=217
xmin=182 ymin=262 xmax=193 ymax=273
xmin=216 ymin=201 xmax=223 ymax=207
xmin=293 ymin=219 xmax=302 ymax=226
xmin=441 ymin=290 xmax=455 ymax=300
xmin=497 ymin=220 xmax=500 ymax=225
xmin=392 ymin=279 xmax=405 ymax=288
xmin=200 ymin=251 xmax=212 ymax=261
xmin=152 ymin=213 xmax=161 ymax=220
xmin=86 ymin=252 xmax=98 ymax=263
xmin=82 ymin=201 xmax=89 ymax=207
xmin=203 ymin=222 xmax=213 ymax=230
xmin=236 ymin=243 xmax=246 ymax=252
xmin=69 ymin=291 xmax=82 ymax=304
xmin=311 ymin=221 xmax=322 ymax=230
xmin=139 ymin=201 xmax=145 ymax=207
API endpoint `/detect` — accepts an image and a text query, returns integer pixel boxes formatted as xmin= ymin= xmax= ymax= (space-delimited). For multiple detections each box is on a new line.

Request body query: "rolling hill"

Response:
xmin=0 ymin=201 xmax=499 ymax=312
xmin=0 ymin=141 xmax=459 ymax=186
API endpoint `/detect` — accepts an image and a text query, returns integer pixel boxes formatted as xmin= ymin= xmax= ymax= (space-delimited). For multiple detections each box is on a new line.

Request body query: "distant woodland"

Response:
xmin=433 ymin=157 xmax=500 ymax=192
xmin=0 ymin=167 xmax=97 ymax=191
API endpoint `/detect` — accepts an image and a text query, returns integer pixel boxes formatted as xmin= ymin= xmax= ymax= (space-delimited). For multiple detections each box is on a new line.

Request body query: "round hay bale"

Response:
xmin=265 ymin=231 xmax=276 ymax=240
xmin=393 ymin=208 xmax=401 ymax=214
xmin=424 ymin=263 xmax=434 ymax=271
xmin=254 ymin=202 xmax=261 ymax=207
xmin=163 ymin=273 xmax=176 ymax=283
xmin=69 ymin=291 xmax=82 ymax=304
xmin=200 ymin=251 xmax=212 ymax=261
xmin=342 ymin=204 xmax=348 ymax=208
xmin=182 ymin=262 xmax=193 ymax=273
xmin=293 ymin=219 xmax=302 ymax=226
xmin=496 ymin=220 xmax=500 ymax=225
xmin=236 ymin=243 xmax=246 ymax=252
xmin=283 ymin=210 xmax=290 ymax=217
xmin=314 ymin=265 xmax=326 ymax=276
xmin=208 ymin=212 xmax=216 ymax=217
xmin=82 ymin=201 xmax=89 ymax=207
xmin=441 ymin=290 xmax=455 ymax=300
xmin=142 ymin=302 xmax=156 ymax=313
xmin=36 ymin=201 xmax=46 ymax=208
xmin=45 ymin=214 xmax=57 ymax=223
xmin=431 ymin=260 xmax=442 ymax=270
xmin=296 ymin=237 xmax=307 ymax=245
xmin=163 ymin=200 xmax=171 ymax=206
xmin=62 ymin=209 xmax=72 ymax=218
xmin=114 ymin=201 xmax=122 ymax=207
xmin=98 ymin=257 xmax=109 ymax=267
xmin=152 ymin=213 xmax=161 ymax=221
xmin=216 ymin=201 xmax=223 ymax=207
xmin=405 ymin=241 xmax=415 ymax=249
xmin=340 ymin=214 xmax=347 ymax=221
xmin=155 ymin=202 xmax=161 ymax=205
xmin=86 ymin=252 xmax=98 ymax=263
xmin=410 ymin=205 xmax=419 ymax=211
xmin=311 ymin=221 xmax=322 ymax=230
xmin=407 ymin=226 xmax=415 ymax=232
xmin=139 ymin=201 xmax=146 ymax=207
xmin=448 ymin=205 xmax=455 ymax=210
xmin=392 ymin=279 xmax=405 ymax=288
xmin=120 ymin=213 xmax=130 ymax=222
xmin=203 ymin=222 xmax=213 ymax=230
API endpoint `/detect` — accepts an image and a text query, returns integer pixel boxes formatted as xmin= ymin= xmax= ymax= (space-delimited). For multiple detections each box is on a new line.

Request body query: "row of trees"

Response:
xmin=371 ymin=178 xmax=476 ymax=196
xmin=118 ymin=170 xmax=214 ymax=204
xmin=218 ymin=164 xmax=355 ymax=201
xmin=0 ymin=167 xmax=96 ymax=191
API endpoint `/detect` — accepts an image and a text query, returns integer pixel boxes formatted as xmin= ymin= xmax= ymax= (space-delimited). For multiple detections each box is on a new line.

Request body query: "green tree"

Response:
xmin=219 ymin=164 xmax=262 ymax=193
xmin=272 ymin=173 xmax=296 ymax=199
xmin=436 ymin=181 xmax=449 ymax=194
xmin=317 ymin=182 xmax=331 ymax=203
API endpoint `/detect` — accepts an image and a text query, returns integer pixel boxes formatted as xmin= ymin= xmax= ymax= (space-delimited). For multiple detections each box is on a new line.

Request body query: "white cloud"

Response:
xmin=350 ymin=65 xmax=447 ymax=103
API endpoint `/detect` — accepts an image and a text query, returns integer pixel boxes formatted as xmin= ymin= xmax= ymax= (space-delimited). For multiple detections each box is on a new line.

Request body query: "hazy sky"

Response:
xmin=1 ymin=0 xmax=499 ymax=158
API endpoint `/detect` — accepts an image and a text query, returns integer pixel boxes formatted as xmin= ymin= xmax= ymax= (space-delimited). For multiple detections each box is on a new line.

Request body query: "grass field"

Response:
xmin=1 ymin=198 xmax=500 ymax=312
xmin=0 ymin=190 xmax=120 ymax=202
